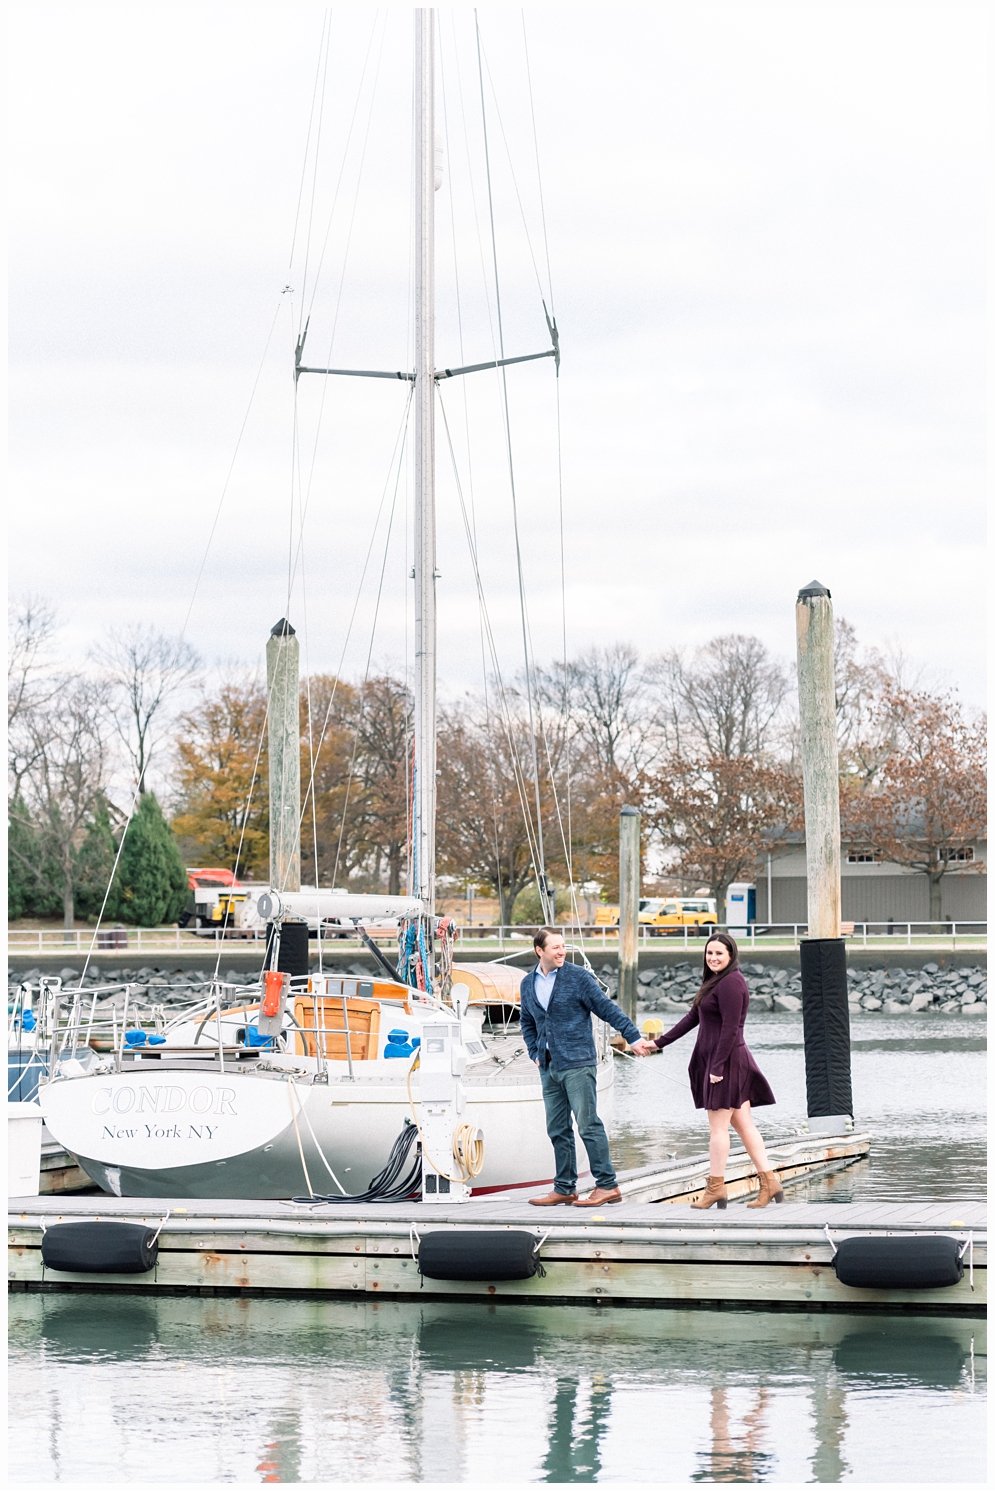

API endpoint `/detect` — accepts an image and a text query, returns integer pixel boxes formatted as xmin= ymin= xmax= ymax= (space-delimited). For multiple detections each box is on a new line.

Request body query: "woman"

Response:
xmin=633 ymin=933 xmax=781 ymax=1209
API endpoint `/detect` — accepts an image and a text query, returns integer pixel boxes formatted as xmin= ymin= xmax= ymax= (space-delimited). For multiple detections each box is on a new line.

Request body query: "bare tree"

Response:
xmin=437 ymin=698 xmax=558 ymax=925
xmin=8 ymin=597 xmax=59 ymax=729
xmin=92 ymin=624 xmax=201 ymax=793
xmin=652 ymin=634 xmax=789 ymax=761
xmin=552 ymin=644 xmax=662 ymax=782
xmin=20 ymin=679 xmax=114 ymax=931
xmin=8 ymin=599 xmax=60 ymax=804
xmin=833 ymin=618 xmax=937 ymax=786
xmin=353 ymin=675 xmax=412 ymax=894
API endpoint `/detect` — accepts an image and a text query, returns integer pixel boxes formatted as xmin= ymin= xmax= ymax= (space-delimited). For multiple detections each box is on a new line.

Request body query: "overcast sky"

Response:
xmin=8 ymin=2 xmax=986 ymax=709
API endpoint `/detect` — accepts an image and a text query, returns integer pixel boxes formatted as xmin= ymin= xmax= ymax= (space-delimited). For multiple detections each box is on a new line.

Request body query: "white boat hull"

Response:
xmin=39 ymin=1061 xmax=615 ymax=1199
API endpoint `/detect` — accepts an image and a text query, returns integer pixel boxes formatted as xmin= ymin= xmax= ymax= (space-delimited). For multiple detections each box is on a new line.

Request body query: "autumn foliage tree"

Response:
xmin=299 ymin=674 xmax=362 ymax=887
xmin=842 ymin=687 xmax=986 ymax=923
xmin=436 ymin=704 xmax=543 ymax=924
xmin=645 ymin=755 xmax=800 ymax=906
xmin=172 ymin=681 xmax=269 ymax=877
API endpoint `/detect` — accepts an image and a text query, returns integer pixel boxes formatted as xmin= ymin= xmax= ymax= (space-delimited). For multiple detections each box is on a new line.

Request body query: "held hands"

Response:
xmin=630 ymin=1039 xmax=659 ymax=1057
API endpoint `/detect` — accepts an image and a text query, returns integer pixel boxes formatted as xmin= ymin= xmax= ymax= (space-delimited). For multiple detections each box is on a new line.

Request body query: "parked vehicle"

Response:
xmin=647 ymin=899 xmax=718 ymax=932
xmin=594 ymin=898 xmax=662 ymax=926
xmin=178 ymin=869 xmax=248 ymax=930
xmin=593 ymin=898 xmax=717 ymax=930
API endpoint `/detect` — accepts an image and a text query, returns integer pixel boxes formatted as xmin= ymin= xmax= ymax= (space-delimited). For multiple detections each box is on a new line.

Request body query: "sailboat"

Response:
xmin=39 ymin=10 xmax=617 ymax=1200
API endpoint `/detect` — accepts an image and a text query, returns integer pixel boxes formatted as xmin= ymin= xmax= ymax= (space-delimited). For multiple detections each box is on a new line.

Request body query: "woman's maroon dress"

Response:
xmin=655 ymin=968 xmax=775 ymax=1110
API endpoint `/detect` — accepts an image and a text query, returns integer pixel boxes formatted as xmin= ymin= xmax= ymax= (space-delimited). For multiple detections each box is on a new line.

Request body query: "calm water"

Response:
xmin=7 ymin=1295 xmax=985 ymax=1484
xmin=617 ymin=1011 xmax=987 ymax=1200
xmin=9 ymin=1013 xmax=986 ymax=1484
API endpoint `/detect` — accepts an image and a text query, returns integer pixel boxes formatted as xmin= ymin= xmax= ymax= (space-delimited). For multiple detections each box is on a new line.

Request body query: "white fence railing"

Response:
xmin=6 ymin=919 xmax=987 ymax=957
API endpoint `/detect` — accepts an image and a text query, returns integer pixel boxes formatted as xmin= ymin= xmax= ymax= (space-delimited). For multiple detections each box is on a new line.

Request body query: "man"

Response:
xmin=520 ymin=926 xmax=642 ymax=1207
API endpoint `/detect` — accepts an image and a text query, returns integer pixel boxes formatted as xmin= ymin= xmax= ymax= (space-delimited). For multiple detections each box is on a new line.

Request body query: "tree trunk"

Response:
xmin=388 ymin=844 xmax=402 ymax=895
xmin=63 ymin=868 xmax=75 ymax=935
xmin=928 ymin=870 xmax=944 ymax=928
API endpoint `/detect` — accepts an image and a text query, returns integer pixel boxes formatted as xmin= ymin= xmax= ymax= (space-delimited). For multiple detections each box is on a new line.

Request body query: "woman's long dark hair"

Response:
xmin=692 ymin=932 xmax=740 ymax=1008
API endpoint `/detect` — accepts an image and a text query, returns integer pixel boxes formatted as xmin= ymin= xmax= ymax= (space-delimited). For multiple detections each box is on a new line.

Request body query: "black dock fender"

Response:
xmin=828 ymin=1231 xmax=969 ymax=1290
xmin=416 ymin=1229 xmax=547 ymax=1282
xmin=41 ymin=1217 xmax=165 ymax=1274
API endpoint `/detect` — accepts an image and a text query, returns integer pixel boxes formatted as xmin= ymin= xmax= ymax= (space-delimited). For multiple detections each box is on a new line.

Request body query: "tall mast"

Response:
xmin=413 ymin=8 xmax=437 ymax=935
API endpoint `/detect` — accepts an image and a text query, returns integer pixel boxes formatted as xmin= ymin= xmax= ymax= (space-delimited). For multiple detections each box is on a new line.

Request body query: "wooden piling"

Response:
xmin=618 ymin=806 xmax=640 ymax=1021
xmin=266 ymin=619 xmax=301 ymax=893
xmin=794 ymin=583 xmax=841 ymax=939
xmin=795 ymin=582 xmax=851 ymax=1127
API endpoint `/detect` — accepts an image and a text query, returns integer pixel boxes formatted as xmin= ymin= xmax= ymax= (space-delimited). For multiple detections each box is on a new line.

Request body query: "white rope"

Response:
xmin=290 ymin=1077 xmax=348 ymax=1196
xmin=149 ymin=1208 xmax=171 ymax=1246
xmin=823 ymin=1224 xmax=838 ymax=1254
xmin=409 ymin=1222 xmax=421 ymax=1262
xmin=958 ymin=1233 xmax=974 ymax=1291
xmin=286 ymin=1078 xmax=315 ymax=1200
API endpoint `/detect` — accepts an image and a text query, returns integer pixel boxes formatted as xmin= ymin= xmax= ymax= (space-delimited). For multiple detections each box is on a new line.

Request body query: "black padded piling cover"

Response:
xmin=264 ymin=919 xmax=310 ymax=978
xmin=418 ymin=1230 xmax=541 ymax=1282
xmin=833 ymin=1235 xmax=963 ymax=1290
xmin=41 ymin=1220 xmax=159 ymax=1274
xmin=800 ymin=937 xmax=853 ymax=1119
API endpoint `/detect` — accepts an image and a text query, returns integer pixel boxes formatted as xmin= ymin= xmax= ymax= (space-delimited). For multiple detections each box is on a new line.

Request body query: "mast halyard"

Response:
xmin=412 ymin=7 xmax=437 ymax=946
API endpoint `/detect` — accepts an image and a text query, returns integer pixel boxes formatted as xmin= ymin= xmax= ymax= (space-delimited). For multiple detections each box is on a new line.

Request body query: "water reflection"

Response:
xmin=691 ymin=1388 xmax=774 ymax=1483
xmin=542 ymin=1375 xmax=612 ymax=1482
xmin=8 ymin=1294 xmax=985 ymax=1484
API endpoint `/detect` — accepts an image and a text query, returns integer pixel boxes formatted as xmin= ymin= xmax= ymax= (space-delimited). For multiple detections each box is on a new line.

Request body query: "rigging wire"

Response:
xmin=473 ymin=9 xmax=551 ymax=922
xmin=520 ymin=12 xmax=584 ymax=942
xmin=295 ymin=385 xmax=414 ymax=878
xmin=437 ymin=391 xmax=546 ymax=890
xmin=476 ymin=25 xmax=551 ymax=310
xmin=445 ymin=20 xmax=513 ymax=915
xmin=521 ymin=12 xmax=556 ymax=317
xmin=207 ymin=388 xmax=412 ymax=977
xmin=287 ymin=13 xmax=389 ymax=609
xmin=80 ymin=297 xmax=285 ymax=987
xmin=302 ymin=9 xmax=385 ymax=327
xmin=287 ymin=9 xmax=331 ymax=276
xmin=295 ymin=13 xmax=333 ymax=321
xmin=442 ymin=19 xmax=507 ymax=916
xmin=329 ymin=402 xmax=409 ymax=890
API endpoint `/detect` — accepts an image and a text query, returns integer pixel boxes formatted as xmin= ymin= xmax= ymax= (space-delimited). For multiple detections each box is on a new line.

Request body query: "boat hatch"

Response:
xmin=307 ymin=976 xmax=410 ymax=1002
xmin=294 ymin=996 xmax=380 ymax=1061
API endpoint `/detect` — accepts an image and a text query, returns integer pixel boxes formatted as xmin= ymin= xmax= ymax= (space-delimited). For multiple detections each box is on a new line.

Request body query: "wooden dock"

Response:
xmin=9 ymin=1185 xmax=984 ymax=1314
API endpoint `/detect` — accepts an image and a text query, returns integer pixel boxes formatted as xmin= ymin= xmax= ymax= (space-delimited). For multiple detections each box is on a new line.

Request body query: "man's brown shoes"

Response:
xmin=528 ymin=1190 xmax=578 ymax=1206
xmin=573 ymin=1186 xmax=622 ymax=1207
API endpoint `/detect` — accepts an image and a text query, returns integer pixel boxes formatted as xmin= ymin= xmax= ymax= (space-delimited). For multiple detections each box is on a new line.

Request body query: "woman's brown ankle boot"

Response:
xmin=748 ymin=1169 xmax=784 ymax=1208
xmin=692 ymin=1175 xmax=727 ymax=1209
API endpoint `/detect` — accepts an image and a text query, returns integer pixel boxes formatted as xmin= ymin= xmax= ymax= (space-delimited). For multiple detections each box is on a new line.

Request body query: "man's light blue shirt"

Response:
xmin=533 ymin=962 xmax=557 ymax=1010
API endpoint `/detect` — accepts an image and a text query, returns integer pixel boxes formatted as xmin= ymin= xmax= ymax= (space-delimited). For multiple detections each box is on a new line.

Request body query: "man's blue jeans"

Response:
xmin=539 ymin=1061 xmax=617 ymax=1193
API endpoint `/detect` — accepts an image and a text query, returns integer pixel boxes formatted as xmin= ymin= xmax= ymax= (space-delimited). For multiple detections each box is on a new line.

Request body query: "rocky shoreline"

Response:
xmin=8 ymin=958 xmax=987 ymax=1018
xmin=600 ymin=959 xmax=988 ymax=1015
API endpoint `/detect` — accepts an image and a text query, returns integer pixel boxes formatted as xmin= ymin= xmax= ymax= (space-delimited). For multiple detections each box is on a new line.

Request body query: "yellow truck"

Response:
xmin=649 ymin=899 xmax=718 ymax=932
xmin=594 ymin=898 xmax=718 ymax=931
